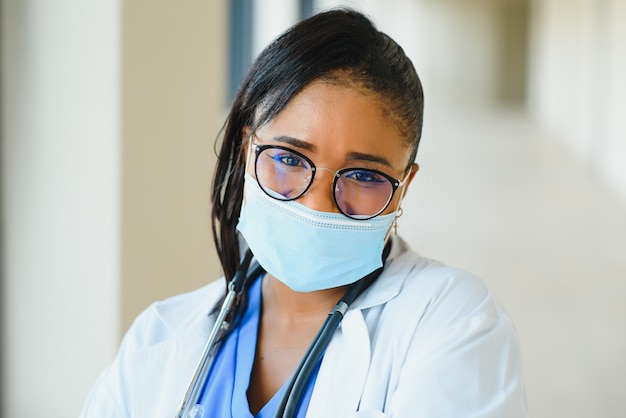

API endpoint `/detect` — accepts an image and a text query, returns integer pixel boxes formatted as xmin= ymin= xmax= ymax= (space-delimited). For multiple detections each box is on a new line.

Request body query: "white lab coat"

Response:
xmin=80 ymin=237 xmax=528 ymax=417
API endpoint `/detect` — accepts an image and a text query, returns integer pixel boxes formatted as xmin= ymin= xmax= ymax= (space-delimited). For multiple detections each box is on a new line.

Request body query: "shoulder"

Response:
xmin=79 ymin=279 xmax=227 ymax=417
xmin=375 ymin=236 xmax=514 ymax=336
xmin=122 ymin=279 xmax=225 ymax=351
xmin=365 ymin=238 xmax=528 ymax=416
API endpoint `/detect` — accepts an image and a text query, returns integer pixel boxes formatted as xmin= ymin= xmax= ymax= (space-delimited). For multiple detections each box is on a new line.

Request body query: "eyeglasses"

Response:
xmin=250 ymin=142 xmax=408 ymax=220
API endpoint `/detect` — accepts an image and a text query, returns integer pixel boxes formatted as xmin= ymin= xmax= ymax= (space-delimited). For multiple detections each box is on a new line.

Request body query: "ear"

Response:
xmin=241 ymin=127 xmax=253 ymax=206
xmin=400 ymin=162 xmax=419 ymax=200
xmin=242 ymin=126 xmax=252 ymax=155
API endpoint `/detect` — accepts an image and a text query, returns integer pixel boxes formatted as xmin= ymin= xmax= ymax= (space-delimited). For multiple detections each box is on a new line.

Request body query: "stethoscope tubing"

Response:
xmin=176 ymin=243 xmax=389 ymax=418
xmin=175 ymin=250 xmax=254 ymax=418
xmin=276 ymin=264 xmax=385 ymax=418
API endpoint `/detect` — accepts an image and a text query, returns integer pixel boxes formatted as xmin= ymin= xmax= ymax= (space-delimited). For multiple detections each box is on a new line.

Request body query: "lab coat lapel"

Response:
xmin=306 ymin=308 xmax=371 ymax=417
xmin=304 ymin=238 xmax=414 ymax=416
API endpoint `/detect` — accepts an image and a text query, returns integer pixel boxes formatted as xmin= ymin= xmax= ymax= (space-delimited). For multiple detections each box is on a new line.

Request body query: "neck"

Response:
xmin=261 ymin=274 xmax=347 ymax=323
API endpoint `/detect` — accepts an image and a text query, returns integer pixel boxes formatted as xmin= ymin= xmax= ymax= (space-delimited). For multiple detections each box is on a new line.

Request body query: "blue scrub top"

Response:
xmin=197 ymin=274 xmax=320 ymax=417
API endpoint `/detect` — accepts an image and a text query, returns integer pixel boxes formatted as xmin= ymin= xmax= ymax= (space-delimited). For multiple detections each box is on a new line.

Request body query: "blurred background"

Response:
xmin=1 ymin=0 xmax=625 ymax=417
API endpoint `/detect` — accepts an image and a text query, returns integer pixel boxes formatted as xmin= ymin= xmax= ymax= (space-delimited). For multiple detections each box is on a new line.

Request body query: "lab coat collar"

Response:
xmin=349 ymin=235 xmax=419 ymax=311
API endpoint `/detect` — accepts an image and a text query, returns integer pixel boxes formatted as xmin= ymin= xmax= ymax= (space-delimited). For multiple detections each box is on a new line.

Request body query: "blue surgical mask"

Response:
xmin=236 ymin=174 xmax=397 ymax=292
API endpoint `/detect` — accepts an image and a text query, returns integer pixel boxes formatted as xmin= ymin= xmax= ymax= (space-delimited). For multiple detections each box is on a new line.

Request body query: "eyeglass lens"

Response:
xmin=255 ymin=146 xmax=395 ymax=219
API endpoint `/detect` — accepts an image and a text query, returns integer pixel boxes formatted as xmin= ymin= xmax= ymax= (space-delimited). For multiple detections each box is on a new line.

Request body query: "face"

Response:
xmin=245 ymin=79 xmax=418 ymax=217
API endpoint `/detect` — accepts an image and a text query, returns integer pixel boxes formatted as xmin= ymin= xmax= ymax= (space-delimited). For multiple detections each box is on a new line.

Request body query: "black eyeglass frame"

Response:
xmin=252 ymin=143 xmax=405 ymax=220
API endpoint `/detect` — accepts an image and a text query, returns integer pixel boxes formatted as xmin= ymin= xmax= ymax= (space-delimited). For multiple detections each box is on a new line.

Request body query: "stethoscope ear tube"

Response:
xmin=175 ymin=250 xmax=254 ymax=418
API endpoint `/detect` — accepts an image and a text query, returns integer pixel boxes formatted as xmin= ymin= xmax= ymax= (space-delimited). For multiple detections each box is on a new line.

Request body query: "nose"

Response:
xmin=296 ymin=167 xmax=339 ymax=213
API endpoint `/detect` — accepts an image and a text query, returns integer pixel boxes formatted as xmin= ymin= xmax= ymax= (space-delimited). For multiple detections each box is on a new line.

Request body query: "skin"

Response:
xmin=243 ymin=79 xmax=419 ymax=414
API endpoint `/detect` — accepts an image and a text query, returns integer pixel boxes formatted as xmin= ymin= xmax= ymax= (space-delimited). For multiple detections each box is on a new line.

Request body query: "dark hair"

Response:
xmin=211 ymin=9 xmax=424 ymax=289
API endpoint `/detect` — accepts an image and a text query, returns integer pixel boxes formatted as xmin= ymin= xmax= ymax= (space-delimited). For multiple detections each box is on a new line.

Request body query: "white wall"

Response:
xmin=527 ymin=0 xmax=626 ymax=202
xmin=1 ymin=1 xmax=120 ymax=416
xmin=605 ymin=0 xmax=626 ymax=198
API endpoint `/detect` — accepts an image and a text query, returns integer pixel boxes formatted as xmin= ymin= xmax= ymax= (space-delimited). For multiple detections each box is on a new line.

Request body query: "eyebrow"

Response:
xmin=270 ymin=135 xmax=316 ymax=151
xmin=346 ymin=151 xmax=393 ymax=168
xmin=269 ymin=135 xmax=393 ymax=168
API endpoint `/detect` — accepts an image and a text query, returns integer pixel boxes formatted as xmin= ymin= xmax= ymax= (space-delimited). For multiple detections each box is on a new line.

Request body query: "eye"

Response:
xmin=272 ymin=152 xmax=305 ymax=167
xmin=344 ymin=170 xmax=387 ymax=183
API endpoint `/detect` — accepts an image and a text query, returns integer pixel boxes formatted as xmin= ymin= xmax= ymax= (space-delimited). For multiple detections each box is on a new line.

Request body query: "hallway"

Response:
xmin=399 ymin=105 xmax=626 ymax=417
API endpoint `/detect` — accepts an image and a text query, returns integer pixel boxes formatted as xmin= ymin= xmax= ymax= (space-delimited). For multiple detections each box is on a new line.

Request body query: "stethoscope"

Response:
xmin=176 ymin=244 xmax=390 ymax=418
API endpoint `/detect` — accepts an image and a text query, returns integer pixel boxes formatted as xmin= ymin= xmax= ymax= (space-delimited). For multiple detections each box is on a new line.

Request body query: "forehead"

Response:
xmin=256 ymin=80 xmax=411 ymax=171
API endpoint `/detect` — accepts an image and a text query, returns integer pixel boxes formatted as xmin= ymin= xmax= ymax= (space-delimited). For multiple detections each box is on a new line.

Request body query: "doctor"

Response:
xmin=80 ymin=8 xmax=527 ymax=418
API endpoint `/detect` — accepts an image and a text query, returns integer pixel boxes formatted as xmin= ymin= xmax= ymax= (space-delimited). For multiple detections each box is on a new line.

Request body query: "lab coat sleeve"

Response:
xmin=79 ymin=321 xmax=137 ymax=418
xmin=80 ymin=294 xmax=169 ymax=418
xmin=78 ymin=281 xmax=222 ymax=418
xmin=78 ymin=303 xmax=157 ymax=418
xmin=387 ymin=280 xmax=528 ymax=417
xmin=79 ymin=363 xmax=128 ymax=417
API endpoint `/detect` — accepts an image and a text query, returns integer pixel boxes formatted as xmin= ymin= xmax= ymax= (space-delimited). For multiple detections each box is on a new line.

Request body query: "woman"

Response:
xmin=80 ymin=9 xmax=527 ymax=418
